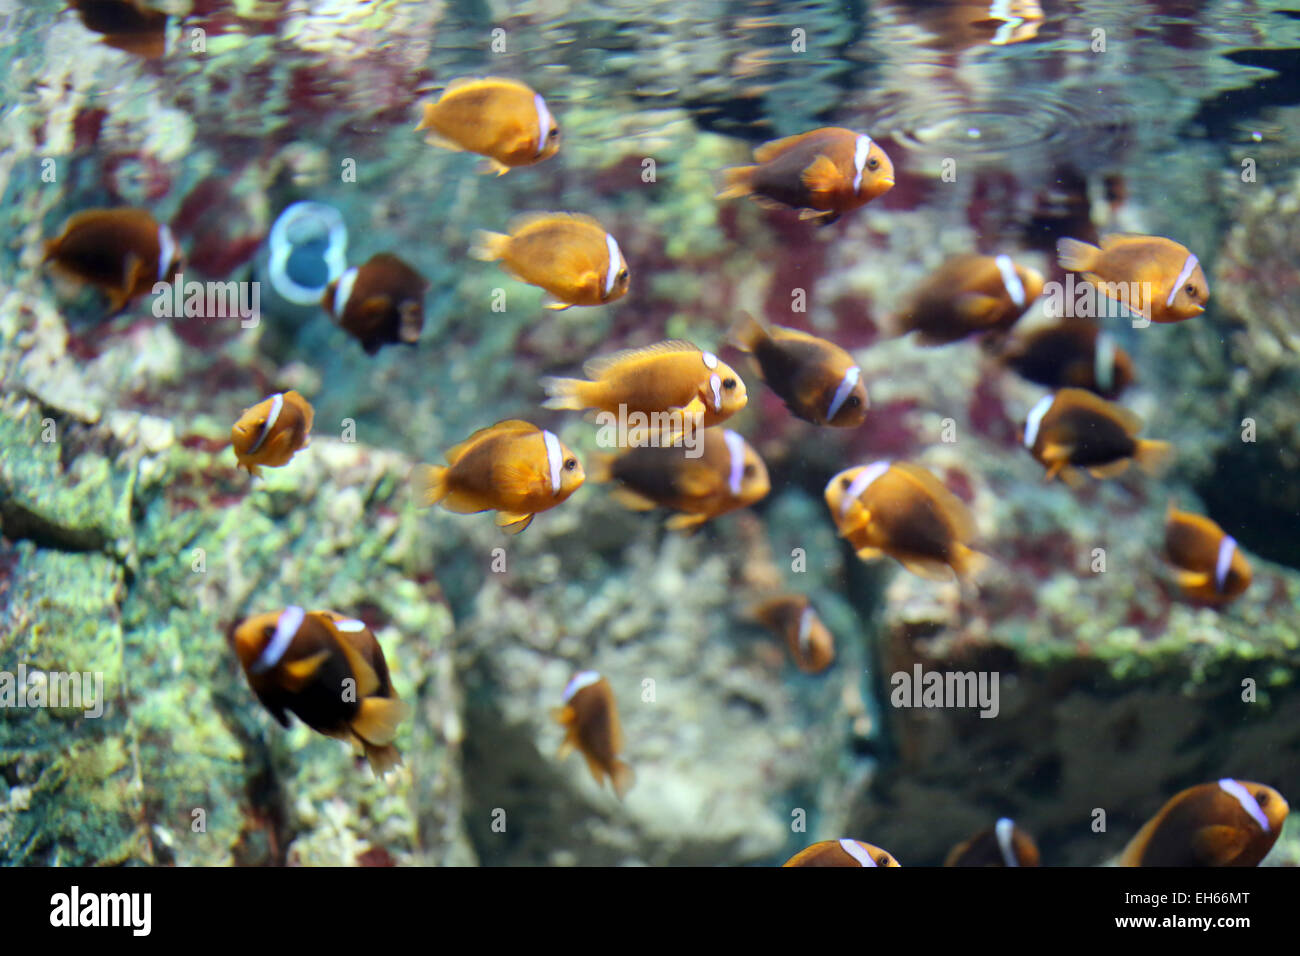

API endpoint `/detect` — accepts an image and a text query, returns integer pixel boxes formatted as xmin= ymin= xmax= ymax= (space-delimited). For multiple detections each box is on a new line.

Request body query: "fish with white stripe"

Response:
xmin=895 ymin=253 xmax=1043 ymax=345
xmin=783 ymin=839 xmax=901 ymax=867
xmin=752 ymin=594 xmax=836 ymax=673
xmin=1021 ymin=388 xmax=1172 ymax=485
xmin=1120 ymin=779 xmax=1288 ymax=866
xmin=471 ymin=212 xmax=629 ymax=310
xmin=415 ymin=76 xmax=560 ymax=174
xmin=231 ymin=390 xmax=315 ymax=477
xmin=945 ymin=818 xmax=1041 ymax=866
xmin=1057 ymin=233 xmax=1208 ymax=324
xmin=1164 ymin=504 xmax=1253 ymax=606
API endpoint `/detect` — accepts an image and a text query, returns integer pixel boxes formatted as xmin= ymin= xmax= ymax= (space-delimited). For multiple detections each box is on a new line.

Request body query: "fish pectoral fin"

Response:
xmin=333 ymin=632 xmax=382 ymax=698
xmin=279 ymin=650 xmax=332 ymax=691
xmin=665 ymin=512 xmax=710 ymax=533
xmin=854 ymin=545 xmax=884 ymax=561
xmin=542 ymin=294 xmax=574 ymax=311
xmin=1190 ymin=825 xmax=1251 ymax=865
xmin=582 ymin=752 xmax=609 ymax=788
xmin=897 ymin=555 xmax=958 ymax=583
xmin=1175 ymin=569 xmax=1212 ymax=590
xmin=799 ymin=154 xmax=842 ymax=195
xmin=838 ymin=507 xmax=872 ymax=536
xmin=1088 ymin=459 xmax=1131 ymax=479
xmin=954 ymin=293 xmax=1002 ymax=323
xmin=421 ymin=130 xmax=465 ymax=152
xmin=479 ymin=158 xmax=512 ymax=176
xmin=550 ymin=706 xmax=574 ymax=728
xmin=609 ymin=487 xmax=659 ymax=512
xmin=1057 ymin=465 xmax=1085 ymax=488
xmin=351 ymin=696 xmax=410 ymax=747
xmin=496 ymin=512 xmax=535 ymax=534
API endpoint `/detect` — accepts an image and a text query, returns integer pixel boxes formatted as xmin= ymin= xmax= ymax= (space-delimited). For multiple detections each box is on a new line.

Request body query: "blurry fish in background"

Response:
xmin=232 ymin=607 xmax=410 ymax=775
xmin=718 ymin=127 xmax=895 ymax=225
xmin=322 ymin=253 xmax=429 ymax=354
xmin=1164 ymin=505 xmax=1252 ymax=606
xmin=728 ymin=313 xmax=867 ymax=427
xmin=752 ymin=594 xmax=835 ymax=673
xmin=994 ymin=321 xmax=1135 ymax=399
xmin=596 ymin=427 xmax=770 ymax=532
xmin=541 ymin=340 xmax=747 ymax=429
xmin=68 ymin=0 xmax=172 ymax=59
xmin=43 ymin=207 xmax=181 ymax=313
xmin=264 ymin=201 xmax=349 ymax=308
xmin=783 ymin=839 xmax=901 ymax=867
xmin=1120 ymin=779 xmax=1288 ymax=866
xmin=1020 ymin=166 xmax=1100 ymax=256
xmin=824 ymin=460 xmax=987 ymax=582
xmin=894 ymin=254 xmax=1043 ymax=345
xmin=552 ymin=671 xmax=634 ymax=799
xmin=945 ymin=818 xmax=1041 ymax=866
xmin=881 ymin=0 xmax=1044 ymax=51
xmin=1057 ymin=234 xmax=1209 ymax=324
xmin=414 ymin=420 xmax=584 ymax=534
xmin=471 ymin=213 xmax=629 ymax=310
xmin=416 ymin=77 xmax=559 ymax=174
xmin=1021 ymin=388 xmax=1173 ymax=485
xmin=231 ymin=390 xmax=315 ymax=476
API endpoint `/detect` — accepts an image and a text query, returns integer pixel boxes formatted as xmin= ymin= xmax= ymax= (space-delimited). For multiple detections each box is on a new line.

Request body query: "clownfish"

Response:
xmin=415 ymin=77 xmax=559 ymax=175
xmin=718 ymin=127 xmax=895 ymax=225
xmin=232 ymin=606 xmax=409 ymax=775
xmin=1164 ymin=506 xmax=1252 ymax=606
xmin=783 ymin=839 xmax=901 ymax=867
xmin=322 ymin=253 xmax=429 ymax=354
xmin=69 ymin=0 xmax=171 ymax=59
xmin=43 ymin=208 xmax=181 ymax=313
xmin=752 ymin=594 xmax=835 ymax=673
xmin=541 ymin=340 xmax=747 ymax=429
xmin=728 ymin=313 xmax=867 ymax=427
xmin=995 ymin=320 xmax=1135 ymax=399
xmin=552 ymin=671 xmax=634 ymax=799
xmin=1120 ymin=779 xmax=1288 ymax=867
xmin=1021 ymin=388 xmax=1173 ymax=485
xmin=1057 ymin=234 xmax=1208 ymax=323
xmin=231 ymin=390 xmax=315 ymax=477
xmin=595 ymin=427 xmax=770 ymax=532
xmin=945 ymin=818 xmax=1041 ymax=866
xmin=415 ymin=420 xmax=583 ymax=534
xmin=471 ymin=213 xmax=629 ymax=310
xmin=824 ymin=460 xmax=987 ymax=582
xmin=895 ymin=254 xmax=1044 ymax=345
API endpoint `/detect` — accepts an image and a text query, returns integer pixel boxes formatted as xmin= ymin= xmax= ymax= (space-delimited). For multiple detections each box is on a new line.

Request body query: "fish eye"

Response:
xmin=1256 ymin=790 xmax=1270 ymax=807
xmin=841 ymin=477 xmax=852 ymax=489
xmin=564 ymin=457 xmax=578 ymax=471
xmin=617 ymin=269 xmax=628 ymax=282
xmin=1185 ymin=284 xmax=1196 ymax=297
xmin=743 ymin=464 xmax=755 ymax=478
xmin=875 ymin=855 xmax=890 ymax=865
xmin=262 ymin=626 xmax=275 ymax=640
xmin=867 ymin=157 xmax=879 ymax=170
xmin=846 ymin=395 xmax=861 ymax=408
xmin=722 ymin=377 xmax=737 ymax=390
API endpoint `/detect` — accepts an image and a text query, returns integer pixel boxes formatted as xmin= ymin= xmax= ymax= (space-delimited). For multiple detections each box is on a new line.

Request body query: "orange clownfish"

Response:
xmin=895 ymin=254 xmax=1044 ymax=345
xmin=471 ymin=213 xmax=629 ymax=310
xmin=232 ymin=606 xmax=409 ymax=775
xmin=552 ymin=671 xmax=634 ymax=799
xmin=1164 ymin=506 xmax=1252 ymax=606
xmin=752 ymin=594 xmax=835 ymax=673
xmin=44 ymin=207 xmax=181 ymax=313
xmin=323 ymin=253 xmax=429 ymax=354
xmin=783 ymin=839 xmax=901 ymax=867
xmin=1057 ymin=234 xmax=1208 ymax=324
xmin=996 ymin=320 xmax=1135 ymax=399
xmin=415 ymin=77 xmax=559 ymax=174
xmin=69 ymin=0 xmax=171 ymax=59
xmin=1022 ymin=388 xmax=1172 ymax=485
xmin=719 ymin=127 xmax=895 ymax=225
xmin=415 ymin=420 xmax=584 ymax=534
xmin=945 ymin=818 xmax=1041 ymax=867
xmin=824 ymin=460 xmax=986 ymax=582
xmin=1120 ymin=779 xmax=1288 ymax=867
xmin=231 ymin=390 xmax=315 ymax=476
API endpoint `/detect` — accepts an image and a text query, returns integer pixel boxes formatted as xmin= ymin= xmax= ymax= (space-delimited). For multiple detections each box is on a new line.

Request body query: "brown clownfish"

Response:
xmin=783 ymin=839 xmax=901 ymax=867
xmin=541 ymin=340 xmax=747 ymax=431
xmin=69 ymin=0 xmax=171 ymax=59
xmin=752 ymin=594 xmax=835 ymax=674
xmin=232 ymin=606 xmax=410 ymax=775
xmin=1022 ymin=388 xmax=1172 ymax=485
xmin=945 ymin=818 xmax=1041 ymax=866
xmin=415 ymin=77 xmax=559 ymax=175
xmin=415 ymin=420 xmax=583 ymax=534
xmin=552 ymin=671 xmax=634 ymax=799
xmin=1164 ymin=505 xmax=1252 ymax=606
xmin=728 ymin=313 xmax=867 ymax=427
xmin=1057 ymin=234 xmax=1208 ymax=324
xmin=596 ymin=427 xmax=770 ymax=532
xmin=322 ymin=253 xmax=429 ymax=354
xmin=1120 ymin=779 xmax=1288 ymax=867
xmin=718 ymin=127 xmax=895 ymax=225
xmin=895 ymin=254 xmax=1044 ymax=346
xmin=231 ymin=390 xmax=315 ymax=477
xmin=471 ymin=213 xmax=629 ymax=310
xmin=995 ymin=320 xmax=1135 ymax=399
xmin=44 ymin=207 xmax=181 ymax=313
xmin=824 ymin=461 xmax=987 ymax=582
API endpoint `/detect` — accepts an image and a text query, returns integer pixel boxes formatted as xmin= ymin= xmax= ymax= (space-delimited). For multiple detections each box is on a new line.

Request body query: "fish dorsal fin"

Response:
xmin=442 ymin=76 xmax=531 ymax=98
xmin=444 ymin=420 xmax=537 ymax=464
xmin=327 ymin=620 xmax=382 ymax=698
xmin=1059 ymin=387 xmax=1143 ymax=434
xmin=507 ymin=211 xmax=604 ymax=237
xmin=800 ymin=154 xmax=843 ymax=195
xmin=582 ymin=340 xmax=701 ymax=379
xmin=753 ymin=131 xmax=817 ymax=164
xmin=1098 ymin=232 xmax=1149 ymax=250
xmin=1190 ymin=824 xmax=1251 ymax=865
xmin=891 ymin=462 xmax=977 ymax=540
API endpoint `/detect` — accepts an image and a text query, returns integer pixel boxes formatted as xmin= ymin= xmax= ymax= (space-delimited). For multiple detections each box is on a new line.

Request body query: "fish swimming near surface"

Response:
xmin=994 ymin=320 xmax=1134 ymax=399
xmin=552 ymin=671 xmax=635 ymax=799
xmin=322 ymin=253 xmax=429 ymax=354
xmin=718 ymin=127 xmax=895 ymax=225
xmin=415 ymin=76 xmax=559 ymax=174
xmin=945 ymin=818 xmax=1041 ymax=866
xmin=231 ymin=390 xmax=315 ymax=477
xmin=232 ymin=606 xmax=410 ymax=775
xmin=1021 ymin=388 xmax=1173 ymax=485
xmin=595 ymin=427 xmax=770 ymax=532
xmin=69 ymin=0 xmax=171 ymax=59
xmin=415 ymin=420 xmax=584 ymax=534
xmin=895 ymin=254 xmax=1044 ymax=345
xmin=728 ymin=313 xmax=867 ymax=427
xmin=44 ymin=207 xmax=181 ymax=313
xmin=1120 ymin=779 xmax=1288 ymax=866
xmin=1056 ymin=234 xmax=1208 ymax=323
xmin=824 ymin=460 xmax=987 ymax=582
xmin=752 ymin=594 xmax=835 ymax=673
xmin=1164 ymin=505 xmax=1252 ymax=606
xmin=471 ymin=213 xmax=629 ymax=310
xmin=783 ymin=839 xmax=901 ymax=867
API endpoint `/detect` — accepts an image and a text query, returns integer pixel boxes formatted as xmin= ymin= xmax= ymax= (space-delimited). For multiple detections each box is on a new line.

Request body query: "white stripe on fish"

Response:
xmin=826 ymin=365 xmax=861 ymax=422
xmin=995 ymin=254 xmax=1026 ymax=308
xmin=1023 ymin=394 xmax=1054 ymax=449
xmin=248 ymin=393 xmax=284 ymax=455
xmin=542 ymin=429 xmax=563 ymax=495
xmin=1166 ymin=253 xmax=1200 ymax=308
xmin=253 ymin=605 xmax=305 ymax=674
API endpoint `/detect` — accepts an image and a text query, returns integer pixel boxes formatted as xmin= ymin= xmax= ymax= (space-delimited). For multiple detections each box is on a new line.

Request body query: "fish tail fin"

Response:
xmin=717 ymin=165 xmax=756 ymax=200
xmin=587 ymin=451 xmax=615 ymax=484
xmin=1135 ymin=439 xmax=1175 ymax=476
xmin=414 ymin=101 xmax=436 ymax=131
xmin=1056 ymin=237 xmax=1101 ymax=272
xmin=953 ymin=544 xmax=992 ymax=580
xmin=414 ymin=463 xmax=450 ymax=506
xmin=610 ymin=760 xmax=636 ymax=800
xmin=539 ymin=376 xmax=590 ymax=410
xmin=352 ymin=697 xmax=409 ymax=747
xmin=362 ymin=742 xmax=404 ymax=777
xmin=469 ymin=230 xmax=510 ymax=262
xmin=727 ymin=310 xmax=770 ymax=352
